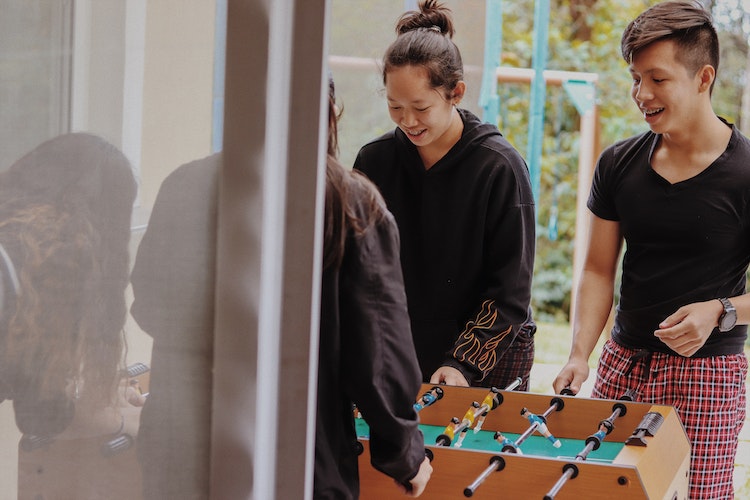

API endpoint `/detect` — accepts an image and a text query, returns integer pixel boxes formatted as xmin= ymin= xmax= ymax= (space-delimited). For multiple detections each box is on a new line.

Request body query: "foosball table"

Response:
xmin=357 ymin=383 xmax=690 ymax=499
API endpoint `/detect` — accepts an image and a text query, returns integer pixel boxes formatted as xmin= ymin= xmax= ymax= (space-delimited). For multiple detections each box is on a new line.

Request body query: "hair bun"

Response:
xmin=395 ymin=0 xmax=454 ymax=37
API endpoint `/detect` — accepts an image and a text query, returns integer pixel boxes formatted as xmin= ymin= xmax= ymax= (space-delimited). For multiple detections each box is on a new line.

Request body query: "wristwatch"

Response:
xmin=718 ymin=298 xmax=737 ymax=332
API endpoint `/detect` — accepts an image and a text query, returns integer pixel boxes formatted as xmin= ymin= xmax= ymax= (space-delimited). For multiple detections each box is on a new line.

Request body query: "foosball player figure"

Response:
xmin=436 ymin=417 xmax=461 ymax=447
xmin=521 ymin=407 xmax=561 ymax=448
xmin=494 ymin=430 xmax=522 ymax=454
xmin=455 ymin=402 xmax=480 ymax=448
xmin=414 ymin=386 xmax=444 ymax=412
xmin=473 ymin=387 xmax=501 ymax=433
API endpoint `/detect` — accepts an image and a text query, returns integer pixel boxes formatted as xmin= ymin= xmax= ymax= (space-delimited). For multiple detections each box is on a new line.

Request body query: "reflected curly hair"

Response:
xmin=0 ymin=133 xmax=135 ymax=411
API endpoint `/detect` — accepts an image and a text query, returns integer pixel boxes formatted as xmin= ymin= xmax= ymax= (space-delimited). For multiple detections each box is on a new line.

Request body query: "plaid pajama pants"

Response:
xmin=477 ymin=323 xmax=535 ymax=391
xmin=593 ymin=339 xmax=747 ymax=500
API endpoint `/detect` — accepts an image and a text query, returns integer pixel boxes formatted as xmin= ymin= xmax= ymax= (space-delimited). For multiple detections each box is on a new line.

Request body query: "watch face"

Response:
xmin=720 ymin=310 xmax=737 ymax=332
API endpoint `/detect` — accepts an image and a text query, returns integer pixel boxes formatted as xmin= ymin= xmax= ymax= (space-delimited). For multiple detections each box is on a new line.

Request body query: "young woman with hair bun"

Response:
xmin=355 ymin=0 xmax=537 ymax=390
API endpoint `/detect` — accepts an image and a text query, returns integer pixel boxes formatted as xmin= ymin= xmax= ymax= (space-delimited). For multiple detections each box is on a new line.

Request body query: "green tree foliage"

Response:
xmin=493 ymin=0 xmax=649 ymax=320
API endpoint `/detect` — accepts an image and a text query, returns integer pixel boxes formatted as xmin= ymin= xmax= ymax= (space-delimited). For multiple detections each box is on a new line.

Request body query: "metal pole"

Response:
xmin=526 ymin=0 xmax=550 ymax=212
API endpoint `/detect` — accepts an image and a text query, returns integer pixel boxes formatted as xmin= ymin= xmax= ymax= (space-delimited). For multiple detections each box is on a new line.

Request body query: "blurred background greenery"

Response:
xmin=330 ymin=0 xmax=750 ymax=324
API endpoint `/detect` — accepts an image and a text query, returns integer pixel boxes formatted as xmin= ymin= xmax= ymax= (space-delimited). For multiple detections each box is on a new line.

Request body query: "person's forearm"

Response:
xmin=569 ymin=268 xmax=615 ymax=362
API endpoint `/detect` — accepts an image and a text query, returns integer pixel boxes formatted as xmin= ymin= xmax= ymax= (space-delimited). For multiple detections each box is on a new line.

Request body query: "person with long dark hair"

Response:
xmin=0 ymin=133 xmax=140 ymax=498
xmin=314 ymin=78 xmax=432 ymax=498
xmin=0 ymin=132 xmax=136 ymax=440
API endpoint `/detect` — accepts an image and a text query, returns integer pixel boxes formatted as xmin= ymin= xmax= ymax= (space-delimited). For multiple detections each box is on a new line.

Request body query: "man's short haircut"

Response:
xmin=621 ymin=1 xmax=719 ymax=90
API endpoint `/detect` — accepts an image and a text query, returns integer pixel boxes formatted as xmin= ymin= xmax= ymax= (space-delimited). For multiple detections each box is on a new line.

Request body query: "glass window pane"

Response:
xmin=0 ymin=2 xmax=223 ymax=498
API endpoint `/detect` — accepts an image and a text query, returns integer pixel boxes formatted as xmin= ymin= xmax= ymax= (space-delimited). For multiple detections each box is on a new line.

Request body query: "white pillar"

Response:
xmin=211 ymin=1 xmax=328 ymax=499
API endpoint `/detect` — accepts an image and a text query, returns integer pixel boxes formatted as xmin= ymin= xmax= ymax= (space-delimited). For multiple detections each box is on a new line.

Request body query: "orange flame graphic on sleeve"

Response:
xmin=452 ymin=299 xmax=513 ymax=376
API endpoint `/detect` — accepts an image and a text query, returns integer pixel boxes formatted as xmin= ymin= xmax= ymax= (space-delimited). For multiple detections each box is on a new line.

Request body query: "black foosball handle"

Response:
xmin=19 ymin=434 xmax=55 ymax=452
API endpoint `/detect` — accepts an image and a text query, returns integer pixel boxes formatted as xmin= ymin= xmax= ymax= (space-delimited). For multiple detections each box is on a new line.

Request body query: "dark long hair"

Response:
xmin=323 ymin=79 xmax=386 ymax=270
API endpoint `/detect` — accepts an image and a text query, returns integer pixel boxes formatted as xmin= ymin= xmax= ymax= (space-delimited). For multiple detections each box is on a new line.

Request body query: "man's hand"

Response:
xmin=552 ymin=358 xmax=590 ymax=395
xmin=429 ymin=366 xmax=469 ymax=387
xmin=654 ymin=300 xmax=723 ymax=357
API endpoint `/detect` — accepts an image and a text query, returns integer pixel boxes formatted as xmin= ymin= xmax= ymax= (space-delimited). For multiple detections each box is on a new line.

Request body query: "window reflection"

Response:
xmin=131 ymin=153 xmax=219 ymax=500
xmin=1 ymin=1 xmax=221 ymax=498
xmin=0 ymin=133 xmax=141 ymax=499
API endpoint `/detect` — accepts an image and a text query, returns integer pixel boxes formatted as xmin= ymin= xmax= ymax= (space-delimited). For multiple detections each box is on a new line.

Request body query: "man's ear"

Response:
xmin=697 ymin=64 xmax=715 ymax=93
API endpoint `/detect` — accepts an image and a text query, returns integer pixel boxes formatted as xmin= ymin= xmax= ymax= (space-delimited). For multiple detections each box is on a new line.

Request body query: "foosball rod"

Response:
xmin=461 ymin=385 xmax=571 ymax=496
xmin=504 ymin=376 xmax=523 ymax=392
xmin=543 ymin=401 xmax=629 ymax=500
xmin=463 ymin=456 xmax=505 ymax=498
xmin=503 ymin=396 xmax=565 ymax=452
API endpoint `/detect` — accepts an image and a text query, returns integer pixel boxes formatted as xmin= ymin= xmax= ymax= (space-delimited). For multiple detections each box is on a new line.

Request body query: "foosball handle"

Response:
xmin=618 ymin=388 xmax=637 ymax=401
xmin=560 ymin=386 xmax=575 ymax=396
xmin=19 ymin=434 xmax=55 ymax=452
xmin=124 ymin=362 xmax=150 ymax=378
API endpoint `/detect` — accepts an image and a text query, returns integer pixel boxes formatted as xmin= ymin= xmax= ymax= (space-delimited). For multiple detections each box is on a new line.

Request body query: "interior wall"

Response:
xmin=139 ymin=0 xmax=216 ymax=213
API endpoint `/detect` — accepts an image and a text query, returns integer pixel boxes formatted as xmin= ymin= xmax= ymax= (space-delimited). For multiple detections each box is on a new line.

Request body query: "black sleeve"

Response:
xmin=444 ymin=159 xmax=536 ymax=383
xmin=339 ymin=209 xmax=424 ymax=484
xmin=587 ymin=145 xmax=620 ymax=221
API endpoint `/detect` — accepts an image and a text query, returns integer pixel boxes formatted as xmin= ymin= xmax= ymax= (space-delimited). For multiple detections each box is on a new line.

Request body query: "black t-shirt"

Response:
xmin=589 ymin=123 xmax=750 ymax=356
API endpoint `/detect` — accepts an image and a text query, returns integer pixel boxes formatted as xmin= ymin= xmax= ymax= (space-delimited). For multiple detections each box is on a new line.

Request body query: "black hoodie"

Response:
xmin=355 ymin=108 xmax=536 ymax=384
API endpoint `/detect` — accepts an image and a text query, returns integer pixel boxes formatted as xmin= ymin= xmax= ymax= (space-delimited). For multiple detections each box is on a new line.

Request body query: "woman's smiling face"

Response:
xmin=385 ymin=64 xmax=462 ymax=152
